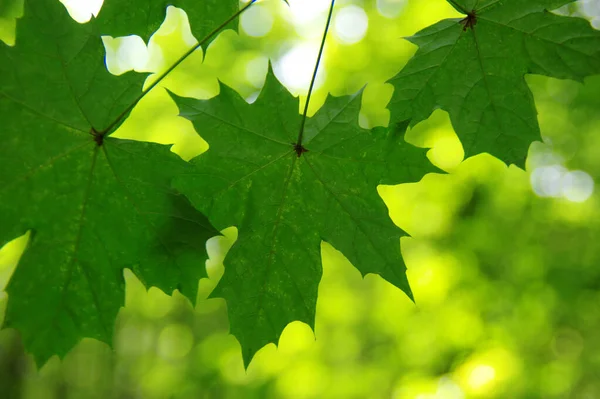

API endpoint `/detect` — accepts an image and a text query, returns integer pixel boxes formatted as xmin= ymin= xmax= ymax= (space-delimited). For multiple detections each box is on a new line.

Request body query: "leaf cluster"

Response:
xmin=1 ymin=0 xmax=599 ymax=366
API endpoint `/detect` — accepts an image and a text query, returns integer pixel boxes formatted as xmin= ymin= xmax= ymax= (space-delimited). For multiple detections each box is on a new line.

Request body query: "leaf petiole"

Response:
xmin=99 ymin=0 xmax=259 ymax=137
xmin=294 ymin=0 xmax=335 ymax=156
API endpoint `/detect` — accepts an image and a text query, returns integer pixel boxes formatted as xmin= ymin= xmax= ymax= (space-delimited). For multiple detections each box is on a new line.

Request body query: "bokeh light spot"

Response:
xmin=467 ymin=364 xmax=496 ymax=390
xmin=530 ymin=165 xmax=594 ymax=202
xmin=333 ymin=5 xmax=369 ymax=45
xmin=376 ymin=0 xmax=408 ymax=18
xmin=274 ymin=43 xmax=325 ymax=94
xmin=286 ymin=0 xmax=330 ymax=24
xmin=157 ymin=324 xmax=194 ymax=359
xmin=245 ymin=54 xmax=268 ymax=88
xmin=581 ymin=0 xmax=600 ymax=28
xmin=531 ymin=165 xmax=566 ymax=197
xmin=241 ymin=5 xmax=274 ymax=37
xmin=561 ymin=170 xmax=594 ymax=203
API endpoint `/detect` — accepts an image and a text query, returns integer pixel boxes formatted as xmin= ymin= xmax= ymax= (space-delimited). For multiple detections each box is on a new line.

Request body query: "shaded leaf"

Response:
xmin=388 ymin=0 xmax=600 ymax=167
xmin=0 ymin=0 xmax=230 ymax=364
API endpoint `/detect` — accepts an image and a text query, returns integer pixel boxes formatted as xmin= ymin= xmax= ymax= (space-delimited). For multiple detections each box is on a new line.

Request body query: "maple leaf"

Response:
xmin=387 ymin=0 xmax=600 ymax=167
xmin=170 ymin=71 xmax=439 ymax=366
xmin=0 ymin=0 xmax=240 ymax=364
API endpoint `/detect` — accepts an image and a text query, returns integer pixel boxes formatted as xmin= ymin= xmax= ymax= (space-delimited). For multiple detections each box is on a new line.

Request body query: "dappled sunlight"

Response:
xmin=122 ymin=270 xmax=175 ymax=319
xmin=467 ymin=364 xmax=496 ymax=390
xmin=98 ymin=0 xmax=464 ymax=152
xmin=157 ymin=324 xmax=194 ymax=359
xmin=0 ymin=0 xmax=22 ymax=46
xmin=404 ymin=109 xmax=464 ymax=172
xmin=285 ymin=0 xmax=331 ymax=39
xmin=0 ymin=17 xmax=17 ymax=46
xmin=276 ymin=360 xmax=329 ymax=398
xmin=402 ymin=241 xmax=459 ymax=306
xmin=143 ymin=6 xmax=217 ymax=99
xmin=581 ymin=0 xmax=600 ymax=28
xmin=104 ymin=8 xmax=276 ymax=151
xmin=333 ymin=5 xmax=369 ymax=45
xmin=267 ymin=0 xmax=461 ymax=112
xmin=241 ymin=3 xmax=274 ymax=38
xmin=380 ymin=179 xmax=454 ymax=238
xmin=455 ymin=348 xmax=522 ymax=396
xmin=427 ymin=135 xmax=464 ymax=172
xmin=274 ymin=41 xmax=326 ymax=96
xmin=100 ymin=7 xmax=216 ymax=153
xmin=276 ymin=321 xmax=316 ymax=358
xmin=359 ymin=82 xmax=394 ymax=128
xmin=0 ymin=233 xmax=29 ymax=324
xmin=530 ymin=165 xmax=594 ymax=202
xmin=317 ymin=243 xmax=370 ymax=327
xmin=206 ymin=35 xmax=270 ymax=101
xmin=393 ymin=376 xmax=464 ymax=399
xmin=196 ymin=227 xmax=237 ymax=302
xmin=140 ymin=362 xmax=184 ymax=397
xmin=110 ymin=87 xmax=208 ymax=161
xmin=377 ymin=0 xmax=408 ymax=19
xmin=102 ymin=35 xmax=149 ymax=76
xmin=101 ymin=5 xmax=220 ymax=97
xmin=0 ymin=232 xmax=28 ymax=292
xmin=59 ymin=0 xmax=103 ymax=24
xmin=380 ymin=153 xmax=516 ymax=238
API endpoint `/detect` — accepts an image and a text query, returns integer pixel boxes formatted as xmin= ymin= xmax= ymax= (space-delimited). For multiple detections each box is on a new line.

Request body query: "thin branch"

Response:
xmin=99 ymin=0 xmax=258 ymax=136
xmin=294 ymin=0 xmax=336 ymax=155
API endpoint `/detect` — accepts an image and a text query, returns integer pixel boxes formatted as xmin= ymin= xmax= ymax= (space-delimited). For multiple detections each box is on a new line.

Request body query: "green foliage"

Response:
xmin=100 ymin=0 xmax=237 ymax=40
xmin=0 ymin=0 xmax=599 ymax=369
xmin=171 ymin=72 xmax=436 ymax=365
xmin=388 ymin=0 xmax=600 ymax=167
xmin=0 ymin=0 xmax=225 ymax=364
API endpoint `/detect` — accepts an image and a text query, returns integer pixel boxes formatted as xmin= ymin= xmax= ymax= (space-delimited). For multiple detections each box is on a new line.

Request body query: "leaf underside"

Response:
xmin=0 ymin=0 xmax=229 ymax=364
xmin=2 ymin=0 xmax=599 ymax=368
xmin=171 ymin=71 xmax=439 ymax=366
xmin=388 ymin=0 xmax=600 ymax=167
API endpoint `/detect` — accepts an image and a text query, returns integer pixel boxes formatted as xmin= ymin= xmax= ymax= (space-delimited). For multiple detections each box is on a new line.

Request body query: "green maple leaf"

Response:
xmin=171 ymin=71 xmax=439 ymax=366
xmin=388 ymin=0 xmax=600 ymax=167
xmin=0 ymin=0 xmax=241 ymax=364
xmin=5 ymin=0 xmax=237 ymax=43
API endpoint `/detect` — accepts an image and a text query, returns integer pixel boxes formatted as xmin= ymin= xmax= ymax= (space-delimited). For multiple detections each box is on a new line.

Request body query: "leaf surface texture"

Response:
xmin=0 ymin=0 xmax=230 ymax=363
xmin=172 ymin=72 xmax=438 ymax=365
xmin=388 ymin=0 xmax=600 ymax=166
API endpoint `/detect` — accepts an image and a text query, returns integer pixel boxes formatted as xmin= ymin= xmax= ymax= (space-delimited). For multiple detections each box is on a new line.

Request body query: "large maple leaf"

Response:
xmin=0 ymin=0 xmax=239 ymax=364
xmin=171 ymin=71 xmax=439 ymax=365
xmin=387 ymin=0 xmax=600 ymax=167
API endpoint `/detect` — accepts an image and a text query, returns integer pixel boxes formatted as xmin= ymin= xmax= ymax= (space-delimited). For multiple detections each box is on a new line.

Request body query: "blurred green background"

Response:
xmin=1 ymin=0 xmax=600 ymax=397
